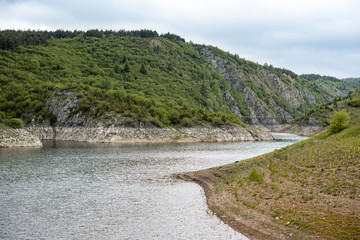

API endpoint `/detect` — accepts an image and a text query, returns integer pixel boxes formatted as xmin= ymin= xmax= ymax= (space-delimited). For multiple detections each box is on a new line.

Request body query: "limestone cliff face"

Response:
xmin=45 ymin=91 xmax=99 ymax=127
xmin=199 ymin=47 xmax=349 ymax=130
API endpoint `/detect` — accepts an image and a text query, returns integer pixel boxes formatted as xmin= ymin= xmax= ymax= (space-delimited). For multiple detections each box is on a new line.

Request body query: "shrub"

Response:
xmin=4 ymin=118 xmax=24 ymax=129
xmin=0 ymin=111 xmax=5 ymax=121
xmin=348 ymin=98 xmax=360 ymax=107
xmin=327 ymin=110 xmax=350 ymax=134
xmin=150 ymin=117 xmax=164 ymax=128
xmin=181 ymin=117 xmax=193 ymax=127
xmin=168 ymin=111 xmax=180 ymax=124
xmin=78 ymin=98 xmax=91 ymax=112
xmin=249 ymin=168 xmax=264 ymax=184
xmin=211 ymin=117 xmax=224 ymax=126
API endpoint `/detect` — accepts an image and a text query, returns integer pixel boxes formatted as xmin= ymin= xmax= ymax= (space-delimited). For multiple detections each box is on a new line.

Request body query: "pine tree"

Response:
xmin=140 ymin=64 xmax=147 ymax=74
xmin=114 ymin=64 xmax=121 ymax=74
xmin=124 ymin=63 xmax=130 ymax=73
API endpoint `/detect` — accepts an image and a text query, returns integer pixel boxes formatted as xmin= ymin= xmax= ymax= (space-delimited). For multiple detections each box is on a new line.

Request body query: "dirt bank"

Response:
xmin=180 ymin=170 xmax=294 ymax=240
xmin=180 ymin=127 xmax=360 ymax=239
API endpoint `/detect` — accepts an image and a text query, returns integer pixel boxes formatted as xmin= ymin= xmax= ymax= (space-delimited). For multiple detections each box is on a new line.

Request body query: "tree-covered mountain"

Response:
xmin=0 ymin=29 xmax=359 ymax=129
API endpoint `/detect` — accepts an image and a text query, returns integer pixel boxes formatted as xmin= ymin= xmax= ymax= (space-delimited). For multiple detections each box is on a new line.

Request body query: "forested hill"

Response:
xmin=0 ymin=29 xmax=359 ymax=129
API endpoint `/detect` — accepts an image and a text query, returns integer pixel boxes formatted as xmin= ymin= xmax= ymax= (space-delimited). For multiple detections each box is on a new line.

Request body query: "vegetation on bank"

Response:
xmin=0 ymin=29 xmax=359 ymax=129
xmin=204 ymin=94 xmax=360 ymax=239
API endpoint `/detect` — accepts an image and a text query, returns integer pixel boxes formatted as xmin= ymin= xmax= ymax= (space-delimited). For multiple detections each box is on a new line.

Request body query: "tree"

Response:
xmin=154 ymin=45 xmax=160 ymax=54
xmin=333 ymin=96 xmax=339 ymax=108
xmin=167 ymin=63 xmax=174 ymax=71
xmin=114 ymin=64 xmax=121 ymax=74
xmin=328 ymin=110 xmax=350 ymax=134
xmin=124 ymin=63 xmax=130 ymax=73
xmin=200 ymin=84 xmax=208 ymax=98
xmin=122 ymin=56 xmax=127 ymax=63
xmin=140 ymin=64 xmax=147 ymax=74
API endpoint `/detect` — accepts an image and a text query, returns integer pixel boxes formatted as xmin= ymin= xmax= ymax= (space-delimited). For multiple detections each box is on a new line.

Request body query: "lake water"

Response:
xmin=0 ymin=133 xmax=307 ymax=240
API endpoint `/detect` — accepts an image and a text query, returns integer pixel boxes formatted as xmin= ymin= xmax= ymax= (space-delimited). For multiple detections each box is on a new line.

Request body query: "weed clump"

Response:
xmin=249 ymin=168 xmax=264 ymax=184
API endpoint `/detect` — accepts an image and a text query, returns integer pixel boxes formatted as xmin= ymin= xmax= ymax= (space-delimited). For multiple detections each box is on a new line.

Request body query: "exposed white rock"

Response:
xmin=26 ymin=125 xmax=274 ymax=143
xmin=0 ymin=127 xmax=42 ymax=148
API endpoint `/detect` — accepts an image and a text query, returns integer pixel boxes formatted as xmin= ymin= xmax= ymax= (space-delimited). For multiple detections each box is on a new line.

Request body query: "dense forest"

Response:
xmin=0 ymin=29 xmax=359 ymax=129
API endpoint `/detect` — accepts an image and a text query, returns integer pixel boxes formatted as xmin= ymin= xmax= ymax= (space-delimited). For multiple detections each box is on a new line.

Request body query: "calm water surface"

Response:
xmin=0 ymin=133 xmax=307 ymax=240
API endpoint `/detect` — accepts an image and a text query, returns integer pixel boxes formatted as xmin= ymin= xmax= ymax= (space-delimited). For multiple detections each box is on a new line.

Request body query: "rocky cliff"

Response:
xmin=199 ymin=47 xmax=352 ymax=130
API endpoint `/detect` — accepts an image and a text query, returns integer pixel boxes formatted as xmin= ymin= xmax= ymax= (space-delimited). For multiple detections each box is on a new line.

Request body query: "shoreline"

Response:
xmin=178 ymin=130 xmax=320 ymax=240
xmin=1 ymin=125 xmax=275 ymax=148
xmin=179 ymin=123 xmax=360 ymax=240
xmin=180 ymin=170 xmax=288 ymax=240
xmin=2 ymin=123 xmax=322 ymax=148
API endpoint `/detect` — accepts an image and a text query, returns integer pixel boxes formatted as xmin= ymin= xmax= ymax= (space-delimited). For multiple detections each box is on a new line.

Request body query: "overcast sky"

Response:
xmin=1 ymin=0 xmax=359 ymax=78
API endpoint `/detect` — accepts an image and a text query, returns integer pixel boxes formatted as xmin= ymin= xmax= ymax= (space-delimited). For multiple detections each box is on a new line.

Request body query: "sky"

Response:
xmin=1 ymin=0 xmax=359 ymax=78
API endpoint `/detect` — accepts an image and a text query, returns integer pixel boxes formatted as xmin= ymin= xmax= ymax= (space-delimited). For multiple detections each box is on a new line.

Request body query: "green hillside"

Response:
xmin=0 ymin=29 xmax=359 ymax=129
xmin=0 ymin=30 xmax=245 ymax=127
xmin=185 ymin=93 xmax=360 ymax=239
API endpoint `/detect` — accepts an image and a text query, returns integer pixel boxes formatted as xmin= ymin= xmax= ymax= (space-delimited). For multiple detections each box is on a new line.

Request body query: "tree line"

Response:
xmin=0 ymin=29 xmax=184 ymax=51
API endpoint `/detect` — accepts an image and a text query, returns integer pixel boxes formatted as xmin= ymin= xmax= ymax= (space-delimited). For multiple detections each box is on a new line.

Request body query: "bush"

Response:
xmin=78 ymin=98 xmax=91 ymax=112
xmin=180 ymin=117 xmax=193 ymax=127
xmin=4 ymin=118 xmax=24 ymax=129
xmin=168 ymin=111 xmax=180 ymax=124
xmin=150 ymin=117 xmax=164 ymax=128
xmin=249 ymin=168 xmax=264 ymax=184
xmin=327 ymin=110 xmax=350 ymax=134
xmin=0 ymin=111 xmax=5 ymax=121
xmin=348 ymin=98 xmax=360 ymax=107
xmin=211 ymin=117 xmax=224 ymax=126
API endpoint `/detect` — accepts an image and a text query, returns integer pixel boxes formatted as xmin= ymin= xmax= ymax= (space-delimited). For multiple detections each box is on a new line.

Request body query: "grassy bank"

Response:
xmin=182 ymin=98 xmax=360 ymax=239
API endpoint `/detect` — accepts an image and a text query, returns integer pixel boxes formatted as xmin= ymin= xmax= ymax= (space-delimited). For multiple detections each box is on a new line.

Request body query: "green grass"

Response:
xmin=248 ymin=168 xmax=264 ymax=184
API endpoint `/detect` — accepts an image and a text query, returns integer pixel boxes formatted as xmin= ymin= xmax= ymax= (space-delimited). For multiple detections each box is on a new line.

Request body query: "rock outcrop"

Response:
xmin=199 ymin=47 xmax=351 ymax=130
xmin=0 ymin=127 xmax=42 ymax=148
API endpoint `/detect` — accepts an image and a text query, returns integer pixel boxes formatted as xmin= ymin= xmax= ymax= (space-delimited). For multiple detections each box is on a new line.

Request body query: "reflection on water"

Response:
xmin=0 ymin=133 xmax=307 ymax=240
